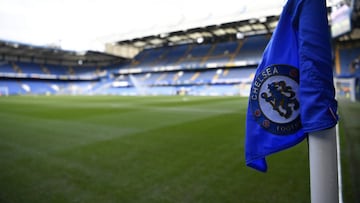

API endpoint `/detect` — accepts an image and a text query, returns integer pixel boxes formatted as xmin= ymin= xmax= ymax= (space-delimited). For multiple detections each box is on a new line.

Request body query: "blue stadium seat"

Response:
xmin=234 ymin=35 xmax=269 ymax=63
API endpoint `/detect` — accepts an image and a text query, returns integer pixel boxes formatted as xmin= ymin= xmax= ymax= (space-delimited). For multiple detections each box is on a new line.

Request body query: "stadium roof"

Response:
xmin=114 ymin=16 xmax=280 ymax=50
xmin=111 ymin=0 xmax=360 ymax=50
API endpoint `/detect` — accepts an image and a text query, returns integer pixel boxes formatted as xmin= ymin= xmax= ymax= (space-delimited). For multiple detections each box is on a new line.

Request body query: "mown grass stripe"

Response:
xmin=0 ymin=96 xmax=315 ymax=203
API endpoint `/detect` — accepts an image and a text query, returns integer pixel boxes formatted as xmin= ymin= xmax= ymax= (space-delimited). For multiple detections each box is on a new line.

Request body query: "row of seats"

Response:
xmin=122 ymin=35 xmax=269 ymax=70
xmin=114 ymin=67 xmax=255 ymax=86
xmin=0 ymin=79 xmax=99 ymax=95
xmin=0 ymin=61 xmax=101 ymax=76
xmin=0 ymin=66 xmax=255 ymax=96
xmin=2 ymin=34 xmax=358 ymax=96
xmin=0 ymin=36 xmax=263 ymax=95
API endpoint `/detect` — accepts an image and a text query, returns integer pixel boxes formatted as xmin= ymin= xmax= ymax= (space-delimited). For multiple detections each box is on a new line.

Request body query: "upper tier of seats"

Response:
xmin=122 ymin=35 xmax=270 ymax=70
xmin=0 ymin=61 xmax=106 ymax=80
xmin=0 ymin=35 xmax=269 ymax=81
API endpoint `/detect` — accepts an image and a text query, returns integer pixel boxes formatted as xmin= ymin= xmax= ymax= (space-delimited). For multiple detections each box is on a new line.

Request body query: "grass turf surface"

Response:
xmin=338 ymin=99 xmax=360 ymax=203
xmin=0 ymin=95 xmax=319 ymax=202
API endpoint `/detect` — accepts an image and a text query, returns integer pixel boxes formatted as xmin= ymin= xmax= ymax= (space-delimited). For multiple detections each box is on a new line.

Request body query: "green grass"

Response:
xmin=0 ymin=95 xmax=313 ymax=202
xmin=338 ymin=99 xmax=360 ymax=203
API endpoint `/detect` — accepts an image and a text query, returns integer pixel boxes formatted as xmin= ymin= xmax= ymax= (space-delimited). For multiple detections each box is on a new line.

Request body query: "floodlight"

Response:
xmin=236 ymin=32 xmax=244 ymax=39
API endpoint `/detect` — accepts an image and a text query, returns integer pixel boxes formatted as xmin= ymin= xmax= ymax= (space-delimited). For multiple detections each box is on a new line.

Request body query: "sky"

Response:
xmin=0 ymin=0 xmax=286 ymax=52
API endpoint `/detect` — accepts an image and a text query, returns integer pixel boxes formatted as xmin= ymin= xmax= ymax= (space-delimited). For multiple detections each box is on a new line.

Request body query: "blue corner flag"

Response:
xmin=245 ymin=0 xmax=338 ymax=172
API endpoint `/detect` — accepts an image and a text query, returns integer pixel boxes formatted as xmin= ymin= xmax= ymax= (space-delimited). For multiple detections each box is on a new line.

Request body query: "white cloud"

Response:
xmin=0 ymin=0 xmax=285 ymax=51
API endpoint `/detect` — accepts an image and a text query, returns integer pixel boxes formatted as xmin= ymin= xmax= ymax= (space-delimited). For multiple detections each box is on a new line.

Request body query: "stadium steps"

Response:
xmin=190 ymin=72 xmax=200 ymax=81
xmin=173 ymin=72 xmax=179 ymax=82
xmin=41 ymin=65 xmax=51 ymax=74
xmin=227 ymin=40 xmax=244 ymax=65
xmin=200 ymin=44 xmax=216 ymax=65
xmin=175 ymin=44 xmax=194 ymax=65
xmin=130 ymin=60 xmax=140 ymax=67
xmin=212 ymin=73 xmax=219 ymax=81
xmin=68 ymin=66 xmax=75 ymax=75
xmin=17 ymin=80 xmax=29 ymax=94
xmin=156 ymin=73 xmax=168 ymax=82
xmin=11 ymin=62 xmax=22 ymax=73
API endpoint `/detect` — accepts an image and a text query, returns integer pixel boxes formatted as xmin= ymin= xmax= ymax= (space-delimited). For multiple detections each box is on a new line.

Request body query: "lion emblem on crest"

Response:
xmin=261 ymin=80 xmax=299 ymax=119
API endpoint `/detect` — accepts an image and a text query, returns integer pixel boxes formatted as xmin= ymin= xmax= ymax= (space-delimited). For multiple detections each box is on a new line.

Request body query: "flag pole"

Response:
xmin=336 ymin=124 xmax=344 ymax=203
xmin=308 ymin=126 xmax=339 ymax=203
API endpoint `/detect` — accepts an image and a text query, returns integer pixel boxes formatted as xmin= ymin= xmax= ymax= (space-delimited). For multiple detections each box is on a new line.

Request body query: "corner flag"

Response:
xmin=245 ymin=0 xmax=338 ymax=172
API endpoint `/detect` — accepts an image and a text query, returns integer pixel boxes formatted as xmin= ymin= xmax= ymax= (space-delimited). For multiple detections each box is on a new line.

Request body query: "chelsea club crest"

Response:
xmin=250 ymin=64 xmax=301 ymax=135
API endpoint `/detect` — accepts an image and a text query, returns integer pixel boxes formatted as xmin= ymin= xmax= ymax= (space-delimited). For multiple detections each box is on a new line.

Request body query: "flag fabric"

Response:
xmin=245 ymin=0 xmax=338 ymax=172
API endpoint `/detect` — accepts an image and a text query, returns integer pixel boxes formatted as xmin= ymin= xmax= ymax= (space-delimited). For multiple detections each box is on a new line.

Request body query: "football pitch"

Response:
xmin=0 ymin=95 xmax=356 ymax=203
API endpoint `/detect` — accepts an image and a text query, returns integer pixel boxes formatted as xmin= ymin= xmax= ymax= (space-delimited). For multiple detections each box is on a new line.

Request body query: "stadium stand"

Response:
xmin=45 ymin=64 xmax=70 ymax=75
xmin=233 ymin=35 xmax=269 ymax=63
xmin=0 ymin=35 xmax=271 ymax=96
xmin=1 ymin=4 xmax=360 ymax=98
xmin=17 ymin=62 xmax=43 ymax=74
xmin=0 ymin=79 xmax=25 ymax=95
xmin=111 ymin=37 xmax=264 ymax=91
xmin=0 ymin=61 xmax=16 ymax=73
